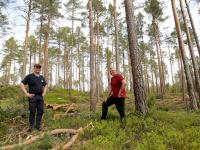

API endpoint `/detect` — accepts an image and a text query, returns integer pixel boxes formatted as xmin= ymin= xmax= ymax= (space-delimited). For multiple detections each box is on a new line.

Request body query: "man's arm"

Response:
xmin=19 ymin=83 xmax=34 ymax=98
xmin=42 ymin=85 xmax=48 ymax=97
xmin=118 ymin=79 xmax=126 ymax=97
xmin=108 ymin=89 xmax=113 ymax=97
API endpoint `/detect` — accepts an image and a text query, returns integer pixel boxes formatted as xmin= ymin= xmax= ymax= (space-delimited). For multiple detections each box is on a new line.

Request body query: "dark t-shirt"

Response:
xmin=111 ymin=74 xmax=126 ymax=98
xmin=22 ymin=73 xmax=47 ymax=95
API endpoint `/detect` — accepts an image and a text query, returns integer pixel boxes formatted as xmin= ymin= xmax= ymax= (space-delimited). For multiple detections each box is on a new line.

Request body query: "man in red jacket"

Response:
xmin=101 ymin=68 xmax=126 ymax=126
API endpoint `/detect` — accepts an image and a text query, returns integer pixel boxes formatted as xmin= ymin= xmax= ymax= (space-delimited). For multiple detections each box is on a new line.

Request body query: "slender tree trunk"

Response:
xmin=49 ymin=61 xmax=53 ymax=88
xmin=128 ymin=53 xmax=134 ymax=92
xmin=22 ymin=0 xmax=32 ymax=78
xmin=56 ymin=40 xmax=61 ymax=85
xmin=154 ymin=65 xmax=159 ymax=94
xmin=78 ymin=43 xmax=81 ymax=91
xmin=106 ymin=35 xmax=111 ymax=91
xmin=158 ymin=35 xmax=166 ymax=97
xmin=38 ymin=7 xmax=44 ymax=66
xmin=43 ymin=15 xmax=51 ymax=83
xmin=89 ymin=0 xmax=96 ymax=112
xmin=151 ymin=66 xmax=155 ymax=94
xmin=177 ymin=49 xmax=185 ymax=100
xmin=29 ymin=49 xmax=32 ymax=74
xmin=8 ymin=60 xmax=11 ymax=84
xmin=69 ymin=2 xmax=75 ymax=95
xmin=125 ymin=0 xmax=148 ymax=114
xmin=96 ymin=12 xmax=100 ymax=102
xmin=168 ymin=45 xmax=175 ymax=85
xmin=145 ymin=65 xmax=150 ymax=94
xmin=82 ymin=60 xmax=85 ymax=92
xmin=154 ymin=22 xmax=164 ymax=97
xmin=171 ymin=0 xmax=198 ymax=110
xmin=114 ymin=0 xmax=119 ymax=71
xmin=64 ymin=45 xmax=68 ymax=89
xmin=180 ymin=0 xmax=200 ymax=100
xmin=185 ymin=0 xmax=200 ymax=56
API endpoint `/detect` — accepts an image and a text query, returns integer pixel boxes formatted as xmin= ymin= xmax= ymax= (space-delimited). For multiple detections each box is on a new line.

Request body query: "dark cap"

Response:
xmin=34 ymin=63 xmax=42 ymax=67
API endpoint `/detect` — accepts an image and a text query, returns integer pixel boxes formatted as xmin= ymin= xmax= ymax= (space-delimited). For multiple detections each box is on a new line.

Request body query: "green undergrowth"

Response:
xmin=1 ymin=86 xmax=200 ymax=149
xmin=11 ymin=110 xmax=200 ymax=150
xmin=45 ymin=87 xmax=89 ymax=104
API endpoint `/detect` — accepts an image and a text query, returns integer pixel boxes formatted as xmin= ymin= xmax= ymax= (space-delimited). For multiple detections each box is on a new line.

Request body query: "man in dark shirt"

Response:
xmin=20 ymin=64 xmax=47 ymax=131
xmin=101 ymin=67 xmax=126 ymax=127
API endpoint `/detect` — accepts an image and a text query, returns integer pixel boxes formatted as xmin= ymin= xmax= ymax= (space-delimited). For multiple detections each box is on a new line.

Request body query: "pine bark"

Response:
xmin=125 ymin=0 xmax=148 ymax=114
xmin=22 ymin=0 xmax=32 ymax=78
xmin=171 ymin=0 xmax=198 ymax=110
xmin=89 ymin=0 xmax=96 ymax=112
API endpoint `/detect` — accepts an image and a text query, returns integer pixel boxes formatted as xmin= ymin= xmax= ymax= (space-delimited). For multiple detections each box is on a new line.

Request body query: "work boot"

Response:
xmin=27 ymin=126 xmax=33 ymax=132
xmin=120 ymin=118 xmax=126 ymax=129
xmin=35 ymin=126 xmax=42 ymax=131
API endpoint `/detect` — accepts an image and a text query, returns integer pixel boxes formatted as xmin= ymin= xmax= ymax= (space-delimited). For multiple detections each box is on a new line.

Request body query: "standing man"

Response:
xmin=101 ymin=68 xmax=126 ymax=127
xmin=20 ymin=64 xmax=47 ymax=131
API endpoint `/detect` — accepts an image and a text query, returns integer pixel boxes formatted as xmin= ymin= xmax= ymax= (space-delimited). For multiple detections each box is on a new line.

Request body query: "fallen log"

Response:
xmin=51 ymin=122 xmax=93 ymax=150
xmin=53 ymin=103 xmax=78 ymax=120
xmin=0 ymin=123 xmax=93 ymax=150
xmin=45 ymin=103 xmax=70 ymax=111
xmin=64 ymin=103 xmax=77 ymax=114
xmin=0 ymin=129 xmax=78 ymax=150
xmin=62 ymin=128 xmax=83 ymax=149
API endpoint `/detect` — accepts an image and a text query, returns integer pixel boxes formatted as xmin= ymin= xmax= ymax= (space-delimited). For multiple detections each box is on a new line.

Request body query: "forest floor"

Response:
xmin=0 ymin=86 xmax=200 ymax=150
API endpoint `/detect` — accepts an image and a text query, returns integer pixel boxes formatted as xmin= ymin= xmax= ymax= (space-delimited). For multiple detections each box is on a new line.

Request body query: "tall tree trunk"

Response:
xmin=69 ymin=2 xmax=75 ymax=95
xmin=184 ymin=0 xmax=200 ymax=56
xmin=154 ymin=21 xmax=164 ymax=97
xmin=8 ymin=60 xmax=11 ymax=85
xmin=95 ymin=11 xmax=100 ymax=102
xmin=43 ymin=15 xmax=51 ymax=83
xmin=29 ymin=49 xmax=32 ymax=74
xmin=125 ymin=0 xmax=148 ymax=114
xmin=177 ymin=49 xmax=185 ymax=100
xmin=64 ymin=45 xmax=68 ymax=89
xmin=106 ymin=38 xmax=111 ymax=91
xmin=128 ymin=53 xmax=134 ymax=92
xmin=22 ymin=0 xmax=32 ymax=78
xmin=171 ymin=0 xmax=198 ymax=110
xmin=57 ymin=40 xmax=61 ymax=85
xmin=158 ymin=34 xmax=166 ymax=97
xmin=77 ymin=41 xmax=81 ymax=91
xmin=89 ymin=0 xmax=96 ymax=112
xmin=38 ymin=7 xmax=44 ymax=66
xmin=154 ymin=65 xmax=159 ymax=94
xmin=82 ymin=60 xmax=85 ymax=92
xmin=180 ymin=0 xmax=200 ymax=100
xmin=49 ymin=61 xmax=53 ymax=88
xmin=114 ymin=0 xmax=119 ymax=71
xmin=151 ymin=65 xmax=155 ymax=94
xmin=168 ymin=45 xmax=175 ymax=85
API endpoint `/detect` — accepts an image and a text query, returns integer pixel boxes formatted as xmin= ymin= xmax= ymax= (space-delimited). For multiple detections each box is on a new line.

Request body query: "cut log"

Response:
xmin=0 ymin=123 xmax=93 ymax=150
xmin=51 ymin=122 xmax=93 ymax=150
xmin=64 ymin=103 xmax=77 ymax=114
xmin=62 ymin=128 xmax=83 ymax=150
xmin=0 ymin=129 xmax=78 ymax=150
xmin=53 ymin=103 xmax=78 ymax=119
xmin=45 ymin=103 xmax=70 ymax=111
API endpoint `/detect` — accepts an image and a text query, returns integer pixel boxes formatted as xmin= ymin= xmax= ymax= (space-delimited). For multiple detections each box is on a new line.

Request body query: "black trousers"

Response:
xmin=101 ymin=96 xmax=125 ymax=121
xmin=28 ymin=95 xmax=44 ymax=128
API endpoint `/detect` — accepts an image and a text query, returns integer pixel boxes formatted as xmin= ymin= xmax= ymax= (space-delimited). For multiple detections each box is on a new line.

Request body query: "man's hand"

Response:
xmin=26 ymin=93 xmax=35 ymax=98
xmin=42 ymin=85 xmax=48 ymax=97
xmin=118 ymin=92 xmax=122 ymax=98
